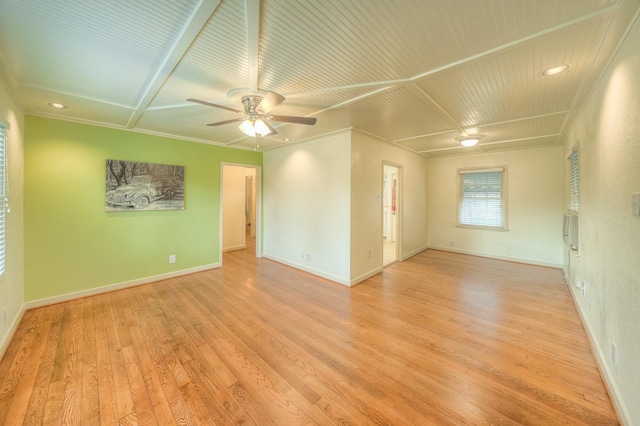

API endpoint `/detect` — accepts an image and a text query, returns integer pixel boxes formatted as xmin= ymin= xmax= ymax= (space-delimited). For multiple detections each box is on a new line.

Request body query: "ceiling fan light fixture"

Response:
xmin=541 ymin=64 xmax=569 ymax=76
xmin=190 ymin=90 xmax=314 ymax=136
xmin=239 ymin=117 xmax=275 ymax=137
xmin=239 ymin=119 xmax=257 ymax=137
xmin=253 ymin=118 xmax=271 ymax=136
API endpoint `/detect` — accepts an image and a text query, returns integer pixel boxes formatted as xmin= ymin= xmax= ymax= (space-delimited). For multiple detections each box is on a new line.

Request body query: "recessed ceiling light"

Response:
xmin=283 ymin=138 xmax=291 ymax=142
xmin=47 ymin=102 xmax=67 ymax=109
xmin=541 ymin=64 xmax=570 ymax=76
xmin=456 ymin=134 xmax=484 ymax=147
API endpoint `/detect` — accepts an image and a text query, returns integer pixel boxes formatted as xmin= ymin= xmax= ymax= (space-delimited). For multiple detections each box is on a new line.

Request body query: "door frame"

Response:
xmin=220 ymin=163 xmax=262 ymax=266
xmin=382 ymin=162 xmax=402 ymax=266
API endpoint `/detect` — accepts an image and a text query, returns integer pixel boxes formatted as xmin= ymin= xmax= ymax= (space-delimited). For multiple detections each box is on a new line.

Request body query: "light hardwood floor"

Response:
xmin=0 ymin=247 xmax=619 ymax=425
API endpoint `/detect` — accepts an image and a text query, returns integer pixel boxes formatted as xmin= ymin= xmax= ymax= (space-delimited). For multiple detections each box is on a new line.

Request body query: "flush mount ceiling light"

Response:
xmin=541 ymin=64 xmax=570 ymax=76
xmin=47 ymin=102 xmax=67 ymax=109
xmin=456 ymin=134 xmax=484 ymax=147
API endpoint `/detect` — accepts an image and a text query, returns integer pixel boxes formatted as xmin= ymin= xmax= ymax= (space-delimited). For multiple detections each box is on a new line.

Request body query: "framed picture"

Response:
xmin=105 ymin=159 xmax=184 ymax=211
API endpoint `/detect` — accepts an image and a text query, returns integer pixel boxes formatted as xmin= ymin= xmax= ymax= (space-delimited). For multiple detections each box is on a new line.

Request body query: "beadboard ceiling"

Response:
xmin=1 ymin=0 xmax=639 ymax=156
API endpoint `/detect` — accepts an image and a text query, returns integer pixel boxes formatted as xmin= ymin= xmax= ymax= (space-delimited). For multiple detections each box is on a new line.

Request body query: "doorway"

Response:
xmin=221 ymin=164 xmax=261 ymax=262
xmin=382 ymin=164 xmax=400 ymax=266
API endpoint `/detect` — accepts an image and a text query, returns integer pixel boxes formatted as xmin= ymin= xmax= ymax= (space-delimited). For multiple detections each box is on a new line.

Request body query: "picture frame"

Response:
xmin=105 ymin=159 xmax=184 ymax=211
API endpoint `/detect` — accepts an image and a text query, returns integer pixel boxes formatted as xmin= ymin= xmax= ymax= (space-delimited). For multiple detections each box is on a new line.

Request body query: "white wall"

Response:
xmin=0 ymin=81 xmax=25 ymax=357
xmin=427 ymin=146 xmax=564 ymax=267
xmin=563 ymin=16 xmax=640 ymax=424
xmin=245 ymin=168 xmax=256 ymax=238
xmin=263 ymin=131 xmax=352 ymax=284
xmin=222 ymin=165 xmax=247 ymax=251
xmin=351 ymin=132 xmax=429 ymax=283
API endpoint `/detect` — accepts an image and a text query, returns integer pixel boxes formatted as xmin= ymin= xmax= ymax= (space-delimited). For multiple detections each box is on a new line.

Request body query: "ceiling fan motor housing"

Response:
xmin=242 ymin=95 xmax=263 ymax=114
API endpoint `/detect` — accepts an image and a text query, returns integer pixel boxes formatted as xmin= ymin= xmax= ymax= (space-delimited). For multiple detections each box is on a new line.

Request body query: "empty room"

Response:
xmin=0 ymin=0 xmax=639 ymax=424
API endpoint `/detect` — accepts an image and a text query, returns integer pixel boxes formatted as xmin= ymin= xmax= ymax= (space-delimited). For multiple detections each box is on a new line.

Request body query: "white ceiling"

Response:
xmin=1 ymin=0 xmax=639 ymax=156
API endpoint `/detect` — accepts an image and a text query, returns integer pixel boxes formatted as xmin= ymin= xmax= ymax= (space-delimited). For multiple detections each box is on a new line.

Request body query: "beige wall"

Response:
xmin=563 ymin=16 xmax=640 ymax=424
xmin=351 ymin=132 xmax=429 ymax=284
xmin=0 ymin=82 xmax=25 ymax=357
xmin=427 ymin=146 xmax=564 ymax=267
xmin=263 ymin=131 xmax=352 ymax=284
xmin=263 ymin=130 xmax=429 ymax=286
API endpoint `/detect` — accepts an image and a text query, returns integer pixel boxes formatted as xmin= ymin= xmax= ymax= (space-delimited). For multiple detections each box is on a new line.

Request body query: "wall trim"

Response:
xmin=350 ymin=267 xmax=383 ymax=287
xmin=223 ymin=245 xmax=246 ymax=252
xmin=0 ymin=304 xmax=27 ymax=361
xmin=427 ymin=245 xmax=563 ymax=269
xmin=261 ymin=253 xmax=350 ymax=287
xmin=565 ymin=273 xmax=630 ymax=425
xmin=401 ymin=245 xmax=429 ymax=261
xmin=24 ymin=263 xmax=220 ymax=310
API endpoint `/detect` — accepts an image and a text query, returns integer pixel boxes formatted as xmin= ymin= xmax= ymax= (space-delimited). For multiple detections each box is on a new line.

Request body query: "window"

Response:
xmin=458 ymin=167 xmax=507 ymax=230
xmin=0 ymin=123 xmax=6 ymax=275
xmin=568 ymin=149 xmax=579 ymax=213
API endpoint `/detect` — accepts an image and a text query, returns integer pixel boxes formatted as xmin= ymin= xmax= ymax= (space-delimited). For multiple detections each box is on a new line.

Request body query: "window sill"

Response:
xmin=456 ymin=224 xmax=510 ymax=232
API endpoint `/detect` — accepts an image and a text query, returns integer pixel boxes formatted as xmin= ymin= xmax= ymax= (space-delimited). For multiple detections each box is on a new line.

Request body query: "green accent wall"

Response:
xmin=24 ymin=116 xmax=261 ymax=301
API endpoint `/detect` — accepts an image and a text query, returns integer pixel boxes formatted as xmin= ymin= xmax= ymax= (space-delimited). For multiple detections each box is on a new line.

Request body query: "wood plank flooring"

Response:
xmin=0 ymin=248 xmax=619 ymax=425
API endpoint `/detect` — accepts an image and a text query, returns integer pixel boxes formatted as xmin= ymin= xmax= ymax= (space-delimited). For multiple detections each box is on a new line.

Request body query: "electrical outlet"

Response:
xmin=449 ymin=240 xmax=455 ymax=247
xmin=305 ymin=253 xmax=311 ymax=261
xmin=576 ymin=281 xmax=585 ymax=297
xmin=367 ymin=249 xmax=372 ymax=258
xmin=612 ymin=343 xmax=618 ymax=366
xmin=169 ymin=254 xmax=176 ymax=264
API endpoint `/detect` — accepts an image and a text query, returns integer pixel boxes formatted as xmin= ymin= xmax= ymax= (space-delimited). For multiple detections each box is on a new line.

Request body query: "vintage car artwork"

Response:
xmin=105 ymin=160 xmax=184 ymax=211
xmin=106 ymin=175 xmax=164 ymax=208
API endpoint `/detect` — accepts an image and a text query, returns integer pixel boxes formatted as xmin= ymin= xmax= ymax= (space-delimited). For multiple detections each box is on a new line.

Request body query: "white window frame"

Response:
xmin=457 ymin=166 xmax=508 ymax=231
xmin=568 ymin=147 xmax=579 ymax=214
xmin=0 ymin=121 xmax=7 ymax=276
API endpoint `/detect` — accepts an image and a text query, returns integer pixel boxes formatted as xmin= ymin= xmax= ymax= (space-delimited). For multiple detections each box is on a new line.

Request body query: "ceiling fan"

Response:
xmin=187 ymin=91 xmax=316 ymax=137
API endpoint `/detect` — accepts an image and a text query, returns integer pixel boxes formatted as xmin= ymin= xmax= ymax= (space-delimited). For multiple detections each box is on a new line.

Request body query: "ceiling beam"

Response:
xmin=125 ymin=0 xmax=222 ymax=129
xmin=246 ymin=0 xmax=260 ymax=92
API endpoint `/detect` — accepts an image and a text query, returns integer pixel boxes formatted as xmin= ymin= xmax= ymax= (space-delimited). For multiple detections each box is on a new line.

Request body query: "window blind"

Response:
xmin=459 ymin=168 xmax=504 ymax=228
xmin=568 ymin=150 xmax=579 ymax=213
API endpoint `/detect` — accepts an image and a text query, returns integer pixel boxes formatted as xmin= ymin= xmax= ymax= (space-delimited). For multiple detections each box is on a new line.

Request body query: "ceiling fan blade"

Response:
xmin=270 ymin=115 xmax=317 ymax=125
xmin=262 ymin=119 xmax=278 ymax=136
xmin=206 ymin=117 xmax=245 ymax=126
xmin=187 ymin=98 xmax=243 ymax=114
xmin=256 ymin=91 xmax=285 ymax=114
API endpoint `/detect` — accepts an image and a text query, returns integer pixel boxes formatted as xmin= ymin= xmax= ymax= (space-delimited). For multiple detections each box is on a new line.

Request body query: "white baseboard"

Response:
xmin=261 ymin=253 xmax=350 ymax=287
xmin=350 ymin=267 xmax=383 ymax=287
xmin=565 ymin=276 xmax=630 ymax=425
xmin=427 ymin=245 xmax=563 ymax=269
xmin=0 ymin=304 xmax=26 ymax=361
xmin=401 ymin=245 xmax=429 ymax=261
xmin=24 ymin=263 xmax=220 ymax=310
